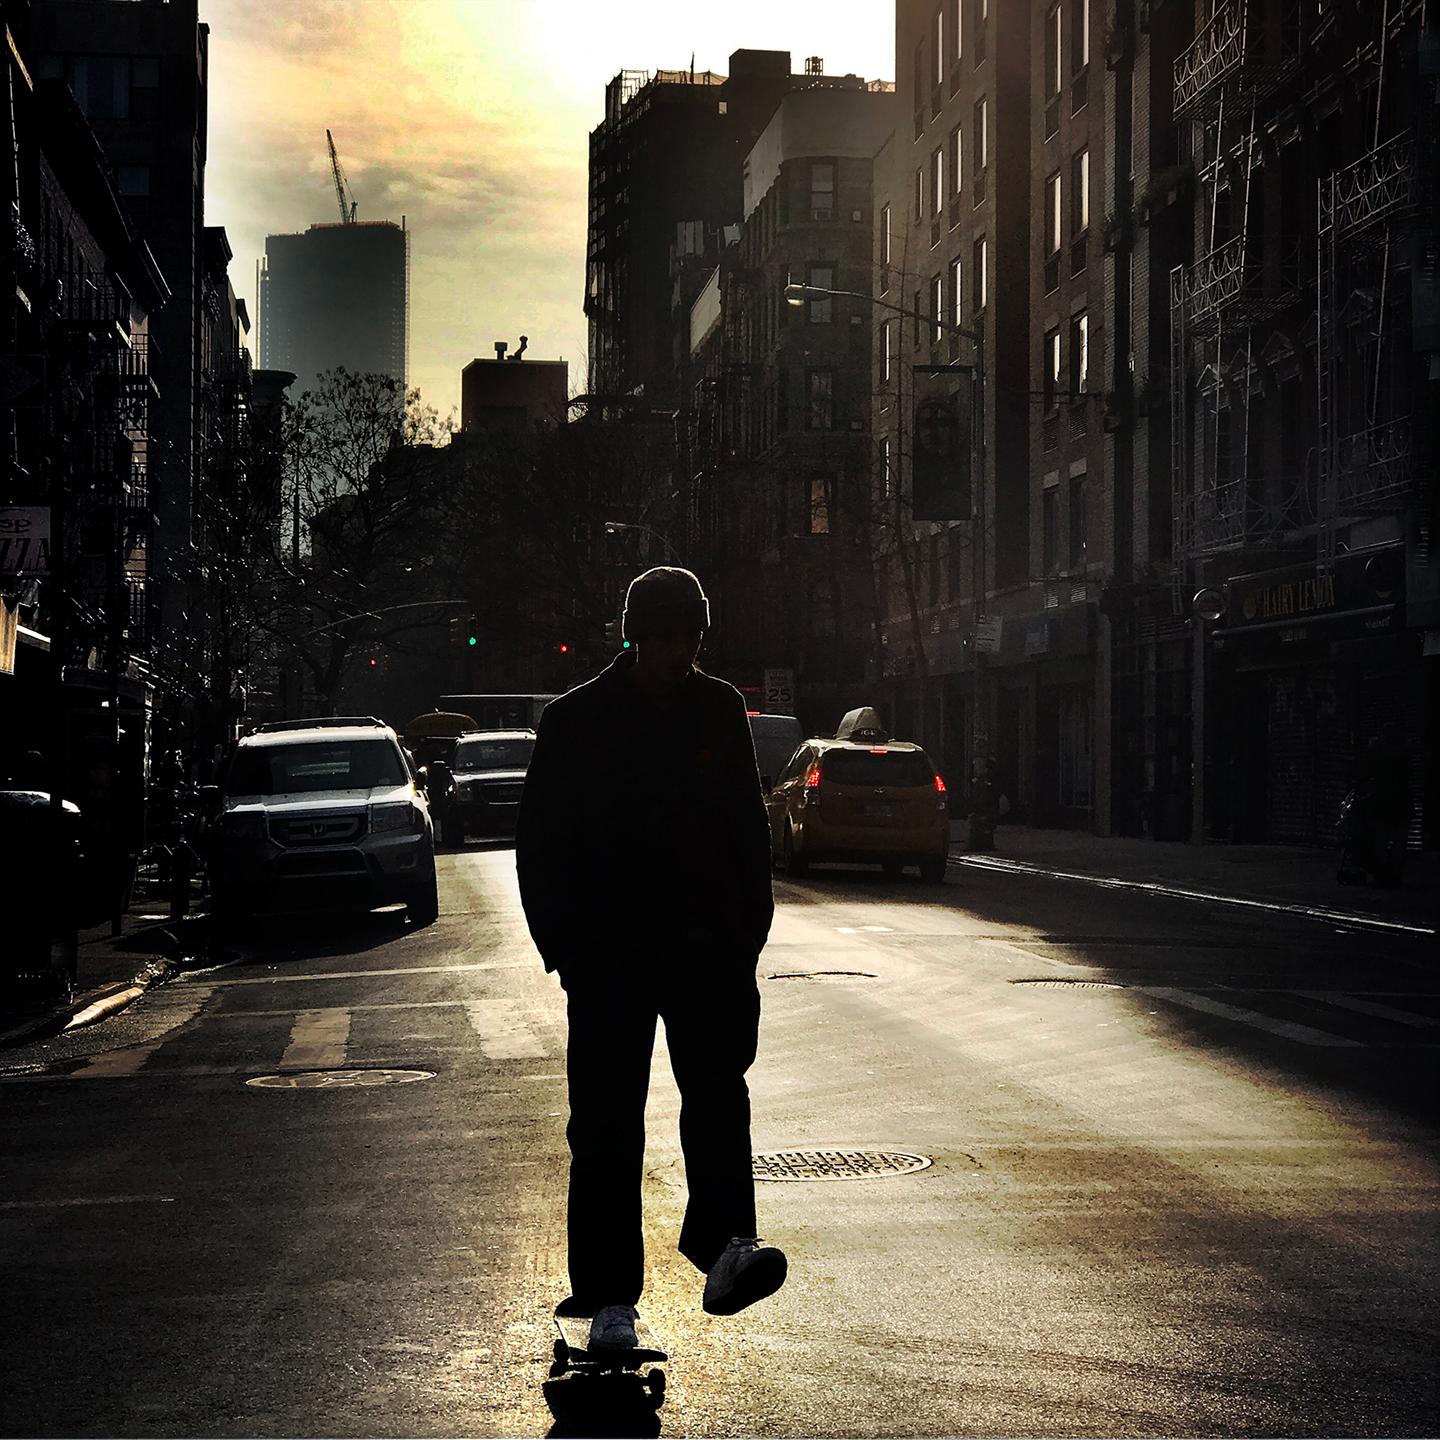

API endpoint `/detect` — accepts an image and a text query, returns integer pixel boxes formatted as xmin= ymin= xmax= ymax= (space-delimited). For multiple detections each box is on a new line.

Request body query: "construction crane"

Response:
xmin=326 ymin=128 xmax=358 ymax=224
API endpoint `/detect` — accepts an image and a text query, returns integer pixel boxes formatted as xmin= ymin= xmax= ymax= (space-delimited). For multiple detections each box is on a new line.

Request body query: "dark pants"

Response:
xmin=560 ymin=946 xmax=761 ymax=1308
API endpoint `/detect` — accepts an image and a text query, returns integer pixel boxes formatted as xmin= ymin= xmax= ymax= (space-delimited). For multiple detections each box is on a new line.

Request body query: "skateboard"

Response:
xmin=551 ymin=1312 xmax=668 ymax=1398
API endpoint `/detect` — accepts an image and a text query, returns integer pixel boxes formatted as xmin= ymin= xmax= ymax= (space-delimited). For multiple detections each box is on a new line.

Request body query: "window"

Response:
xmin=811 ymin=476 xmax=831 ymax=535
xmin=1045 ymin=172 xmax=1062 ymax=254
xmin=1056 ymin=688 xmax=1093 ymax=808
xmin=1043 ymin=328 xmax=1061 ymax=411
xmin=933 ymin=8 xmax=945 ymax=86
xmin=807 ymin=369 xmax=835 ymax=430
xmin=881 ymin=318 xmax=893 ymax=383
xmin=880 ymin=204 xmax=892 ymax=268
xmin=930 ymin=272 xmax=944 ymax=344
xmin=952 ymin=0 xmax=963 ymax=64
xmin=806 ymin=263 xmax=833 ymax=322
xmin=931 ymin=148 xmax=944 ymax=215
xmin=929 ymin=533 xmax=942 ymax=607
xmin=1069 ymin=475 xmax=1088 ymax=568
xmin=880 ymin=434 xmax=893 ymax=499
xmin=1071 ymin=148 xmax=1090 ymax=232
xmin=948 ymin=124 xmax=963 ymax=198
xmin=975 ymin=98 xmax=988 ymax=173
xmin=1073 ymin=0 xmax=1090 ymax=70
xmin=228 ymin=740 xmax=407 ymax=797
xmin=973 ymin=236 xmax=987 ymax=311
xmin=1045 ymin=6 xmax=1062 ymax=97
xmin=914 ymin=288 xmax=924 ymax=348
xmin=948 ymin=255 xmax=964 ymax=330
xmin=1069 ymin=310 xmax=1089 ymax=392
xmin=914 ymin=166 xmax=924 ymax=222
xmin=63 ymin=55 xmax=132 ymax=120
xmin=1042 ymin=486 xmax=1060 ymax=576
xmin=810 ymin=161 xmax=835 ymax=218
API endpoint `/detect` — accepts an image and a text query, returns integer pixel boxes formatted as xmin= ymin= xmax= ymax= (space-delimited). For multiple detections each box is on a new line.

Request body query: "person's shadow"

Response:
xmin=542 ymin=1370 xmax=664 ymax=1438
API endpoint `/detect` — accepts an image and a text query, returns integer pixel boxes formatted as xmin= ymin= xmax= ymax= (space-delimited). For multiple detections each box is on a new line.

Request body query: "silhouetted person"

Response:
xmin=515 ymin=566 xmax=785 ymax=1351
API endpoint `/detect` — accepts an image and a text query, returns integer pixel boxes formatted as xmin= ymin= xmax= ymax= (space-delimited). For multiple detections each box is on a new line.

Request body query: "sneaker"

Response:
xmin=702 ymin=1236 xmax=788 ymax=1315
xmin=588 ymin=1303 xmax=639 ymax=1351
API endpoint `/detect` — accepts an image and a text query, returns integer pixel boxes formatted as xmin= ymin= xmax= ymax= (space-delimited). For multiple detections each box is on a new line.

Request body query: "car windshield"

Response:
xmin=453 ymin=737 xmax=535 ymax=771
xmin=227 ymin=739 xmax=407 ymax=796
xmin=822 ymin=748 xmax=934 ymax=788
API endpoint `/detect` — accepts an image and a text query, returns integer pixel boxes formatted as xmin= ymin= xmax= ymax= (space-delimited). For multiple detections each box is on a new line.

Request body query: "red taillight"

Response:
xmin=869 ymin=747 xmax=888 ymax=755
xmin=934 ymin=773 xmax=947 ymax=794
xmin=804 ymin=762 xmax=822 ymax=788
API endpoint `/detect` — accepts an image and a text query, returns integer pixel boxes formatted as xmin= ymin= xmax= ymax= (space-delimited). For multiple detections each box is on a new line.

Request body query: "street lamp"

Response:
xmin=783 ymin=280 xmax=989 ymax=781
xmin=603 ymin=520 xmax=681 ymax=565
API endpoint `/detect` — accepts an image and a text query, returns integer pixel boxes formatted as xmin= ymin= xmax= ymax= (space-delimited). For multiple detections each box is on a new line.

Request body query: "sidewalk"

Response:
xmin=948 ymin=821 xmax=1440 ymax=936
xmin=0 ymin=904 xmax=211 ymax=1049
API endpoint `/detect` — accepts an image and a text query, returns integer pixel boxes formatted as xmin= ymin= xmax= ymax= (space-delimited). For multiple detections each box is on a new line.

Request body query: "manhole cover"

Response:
xmin=1010 ymin=979 xmax=1124 ymax=989
xmin=752 ymin=1149 xmax=932 ymax=1181
xmin=246 ymin=1068 xmax=434 ymax=1090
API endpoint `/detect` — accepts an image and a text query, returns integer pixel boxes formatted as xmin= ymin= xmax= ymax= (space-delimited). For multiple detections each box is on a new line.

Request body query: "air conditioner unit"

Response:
xmin=811 ymin=207 xmax=834 ymax=221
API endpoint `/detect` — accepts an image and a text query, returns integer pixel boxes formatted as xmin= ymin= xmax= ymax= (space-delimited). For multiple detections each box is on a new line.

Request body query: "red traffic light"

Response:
xmin=368 ymin=657 xmax=379 ymax=668
xmin=557 ymin=642 xmax=571 ymax=655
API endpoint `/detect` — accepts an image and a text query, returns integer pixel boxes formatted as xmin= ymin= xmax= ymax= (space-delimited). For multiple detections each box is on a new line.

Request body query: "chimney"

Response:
xmin=805 ymin=55 xmax=823 ymax=75
xmin=494 ymin=341 xmax=508 ymax=360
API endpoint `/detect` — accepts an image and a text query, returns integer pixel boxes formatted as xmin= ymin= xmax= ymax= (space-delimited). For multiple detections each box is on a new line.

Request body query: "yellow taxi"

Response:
xmin=764 ymin=708 xmax=950 ymax=882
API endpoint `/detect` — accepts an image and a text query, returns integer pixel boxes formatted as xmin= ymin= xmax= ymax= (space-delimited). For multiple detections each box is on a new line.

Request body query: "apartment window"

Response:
xmin=948 ymin=124 xmax=963 ymax=199
xmin=1071 ymin=148 xmax=1090 ymax=232
xmin=810 ymin=161 xmax=835 ymax=218
xmin=973 ymin=0 xmax=989 ymax=62
xmin=880 ymin=434 xmax=893 ymax=499
xmin=914 ymin=166 xmax=924 ymax=223
xmin=1045 ymin=6 xmax=1062 ymax=97
xmin=931 ymin=148 xmax=944 ymax=215
xmin=1069 ymin=475 xmax=1088 ymax=568
xmin=880 ymin=204 xmax=892 ymax=267
xmin=881 ymin=318 xmax=894 ymax=384
xmin=1073 ymin=0 xmax=1090 ymax=70
xmin=1068 ymin=310 xmax=1089 ymax=393
xmin=913 ymin=37 xmax=926 ymax=131
xmin=930 ymin=273 xmax=944 ymax=344
xmin=806 ymin=263 xmax=833 ymax=323
xmin=1045 ymin=173 xmax=1062 ymax=255
xmin=811 ymin=476 xmax=831 ymax=535
xmin=807 ymin=369 xmax=835 ymax=430
xmin=914 ymin=288 xmax=924 ymax=348
xmin=973 ymin=97 xmax=988 ymax=201
xmin=929 ymin=534 xmax=942 ymax=607
xmin=949 ymin=255 xmax=964 ymax=331
xmin=933 ymin=8 xmax=945 ymax=87
xmin=1042 ymin=486 xmax=1059 ymax=576
xmin=1043 ymin=328 xmax=1061 ymax=411
xmin=973 ymin=236 xmax=987 ymax=311
xmin=952 ymin=0 xmax=963 ymax=65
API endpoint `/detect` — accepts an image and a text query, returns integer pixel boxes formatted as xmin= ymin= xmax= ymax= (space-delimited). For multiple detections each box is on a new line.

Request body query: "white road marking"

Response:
xmin=1296 ymin=991 xmax=1440 ymax=1030
xmin=464 ymin=1000 xmax=549 ymax=1059
xmin=0 ymin=1195 xmax=175 ymax=1209
xmin=836 ymin=925 xmax=895 ymax=934
xmin=197 ymin=960 xmax=529 ymax=988
xmin=280 ymin=1008 xmax=353 ymax=1070
xmin=1137 ymin=987 xmax=1363 ymax=1047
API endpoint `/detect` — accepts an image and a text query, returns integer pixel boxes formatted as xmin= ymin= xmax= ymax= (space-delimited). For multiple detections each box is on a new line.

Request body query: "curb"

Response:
xmin=0 ymin=913 xmax=215 ymax=1052
xmin=947 ymin=849 xmax=1438 ymax=939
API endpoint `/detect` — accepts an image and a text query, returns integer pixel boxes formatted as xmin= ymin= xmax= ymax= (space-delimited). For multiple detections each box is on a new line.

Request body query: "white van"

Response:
xmin=749 ymin=713 xmax=804 ymax=790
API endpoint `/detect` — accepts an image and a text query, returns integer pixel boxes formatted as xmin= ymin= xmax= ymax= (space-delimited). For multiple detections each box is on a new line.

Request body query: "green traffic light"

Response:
xmin=467 ymin=636 xmax=477 ymax=646
xmin=622 ymin=640 xmax=631 ymax=649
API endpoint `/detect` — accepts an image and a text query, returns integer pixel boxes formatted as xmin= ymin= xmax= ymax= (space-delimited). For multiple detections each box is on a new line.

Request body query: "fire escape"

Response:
xmin=1169 ymin=0 xmax=1306 ymax=594
xmin=1314 ymin=0 xmax=1425 ymax=571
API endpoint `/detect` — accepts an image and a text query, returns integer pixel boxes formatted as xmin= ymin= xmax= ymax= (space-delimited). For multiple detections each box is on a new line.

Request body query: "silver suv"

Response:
xmin=210 ymin=719 xmax=438 ymax=926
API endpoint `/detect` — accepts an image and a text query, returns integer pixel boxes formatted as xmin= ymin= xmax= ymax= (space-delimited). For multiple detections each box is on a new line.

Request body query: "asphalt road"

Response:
xmin=2 ymin=845 xmax=1437 ymax=1438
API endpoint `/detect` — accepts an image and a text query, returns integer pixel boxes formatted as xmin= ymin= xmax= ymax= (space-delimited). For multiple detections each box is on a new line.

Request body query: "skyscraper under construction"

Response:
xmin=259 ymin=219 xmax=410 ymax=393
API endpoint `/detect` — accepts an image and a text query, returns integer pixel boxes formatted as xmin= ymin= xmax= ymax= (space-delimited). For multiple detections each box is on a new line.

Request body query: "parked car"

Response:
xmin=764 ymin=707 xmax=950 ymax=882
xmin=449 ymin=729 xmax=535 ymax=838
xmin=208 ymin=719 xmax=438 ymax=926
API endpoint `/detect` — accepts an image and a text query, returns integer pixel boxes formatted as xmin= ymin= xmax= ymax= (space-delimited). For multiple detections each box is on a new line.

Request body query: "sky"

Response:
xmin=200 ymin=0 xmax=895 ymax=422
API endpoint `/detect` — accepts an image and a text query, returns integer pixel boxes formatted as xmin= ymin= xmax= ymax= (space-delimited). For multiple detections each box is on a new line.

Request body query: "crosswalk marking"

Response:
xmin=280 ymin=1008 xmax=352 ymax=1070
xmin=1137 ymin=987 xmax=1363 ymax=1048
xmin=1296 ymin=991 xmax=1440 ymax=1030
xmin=464 ymin=1000 xmax=549 ymax=1059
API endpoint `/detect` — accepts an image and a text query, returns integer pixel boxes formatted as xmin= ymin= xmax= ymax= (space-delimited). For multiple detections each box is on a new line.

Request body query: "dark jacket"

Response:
xmin=515 ymin=652 xmax=774 ymax=973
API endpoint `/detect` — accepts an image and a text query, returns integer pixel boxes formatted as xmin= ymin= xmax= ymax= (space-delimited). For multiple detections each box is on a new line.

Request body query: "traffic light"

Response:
xmin=466 ymin=613 xmax=478 ymax=647
xmin=557 ymin=641 xmax=571 ymax=657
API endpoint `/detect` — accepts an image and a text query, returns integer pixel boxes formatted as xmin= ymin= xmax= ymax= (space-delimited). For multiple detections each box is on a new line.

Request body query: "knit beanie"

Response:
xmin=622 ymin=566 xmax=711 ymax=641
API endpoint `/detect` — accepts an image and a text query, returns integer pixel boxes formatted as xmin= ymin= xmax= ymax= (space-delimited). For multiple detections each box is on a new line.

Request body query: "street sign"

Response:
xmin=762 ymin=667 xmax=795 ymax=715
xmin=975 ymin=616 xmax=1003 ymax=654
xmin=0 ymin=506 xmax=51 ymax=575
